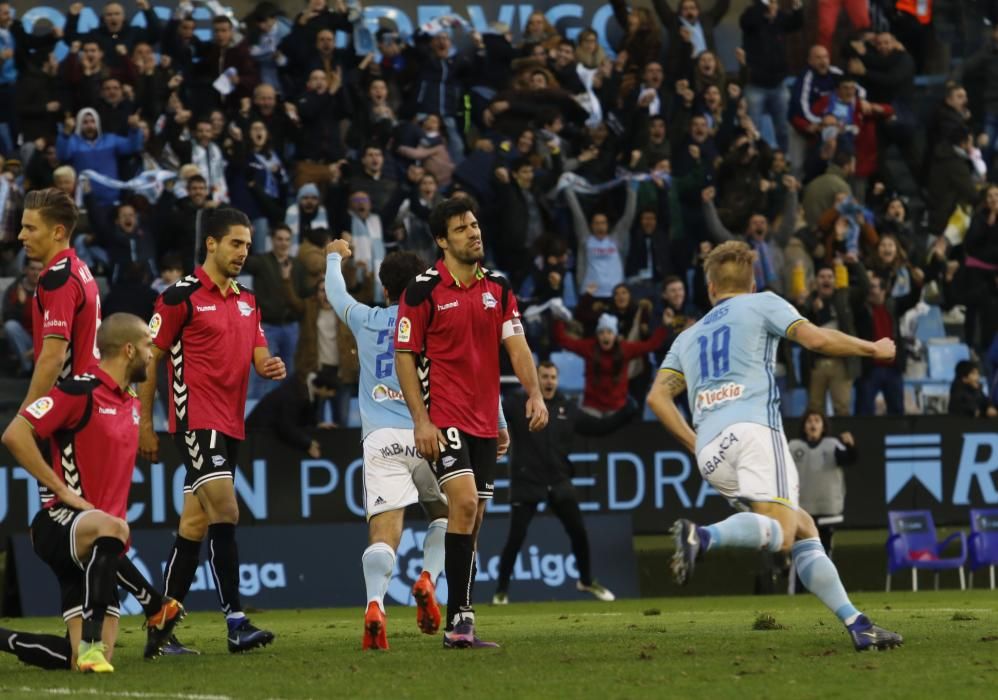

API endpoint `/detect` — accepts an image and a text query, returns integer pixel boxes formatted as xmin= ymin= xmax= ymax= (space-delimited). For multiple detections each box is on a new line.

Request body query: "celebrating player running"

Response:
xmin=647 ymin=241 xmax=902 ymax=652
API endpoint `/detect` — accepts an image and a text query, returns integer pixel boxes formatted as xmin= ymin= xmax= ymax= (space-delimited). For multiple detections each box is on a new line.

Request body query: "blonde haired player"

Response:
xmin=647 ymin=241 xmax=902 ymax=651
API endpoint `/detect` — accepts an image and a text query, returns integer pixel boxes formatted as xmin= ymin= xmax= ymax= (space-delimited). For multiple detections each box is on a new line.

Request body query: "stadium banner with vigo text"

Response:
xmin=8 ymin=1 xmax=631 ymax=51
xmin=0 ymin=417 xmax=995 ymax=541
xmin=11 ymin=514 xmax=639 ymax=616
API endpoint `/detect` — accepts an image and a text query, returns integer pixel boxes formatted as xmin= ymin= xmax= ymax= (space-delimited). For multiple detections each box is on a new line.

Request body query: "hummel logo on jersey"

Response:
xmin=374 ymin=496 xmax=386 ymax=506
xmin=98 ymin=407 xmax=117 ymax=415
xmin=196 ymin=305 xmax=217 ymax=312
xmin=437 ymin=301 xmax=459 ymax=311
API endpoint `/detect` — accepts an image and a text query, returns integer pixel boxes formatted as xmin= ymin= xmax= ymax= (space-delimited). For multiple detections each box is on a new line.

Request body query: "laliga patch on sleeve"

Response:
xmin=149 ymin=313 xmax=162 ymax=339
xmin=397 ymin=317 xmax=411 ymax=343
xmin=26 ymin=396 xmax=55 ymax=419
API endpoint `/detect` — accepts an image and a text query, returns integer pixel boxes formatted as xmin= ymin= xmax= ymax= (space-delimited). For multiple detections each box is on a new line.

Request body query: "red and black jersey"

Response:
xmin=150 ymin=267 xmax=268 ymax=439
xmin=33 ymin=249 xmax=101 ymax=381
xmin=19 ymin=368 xmax=139 ymax=518
xmin=395 ymin=259 xmax=522 ymax=438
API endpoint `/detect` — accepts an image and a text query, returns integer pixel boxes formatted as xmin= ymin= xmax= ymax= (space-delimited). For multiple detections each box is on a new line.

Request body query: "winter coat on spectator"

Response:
xmin=408 ymin=33 xmax=483 ymax=119
xmin=14 ymin=61 xmax=63 ymax=143
xmin=609 ymin=0 xmax=663 ymax=75
xmin=553 ymin=320 xmax=668 ymax=412
xmin=652 ymin=0 xmax=731 ymax=77
xmin=161 ymin=19 xmax=203 ymax=78
xmin=64 ymin=7 xmax=161 ymax=65
xmin=926 ymin=142 xmax=979 ymax=235
xmin=803 ymin=163 xmax=853 ymax=229
xmin=812 ymin=93 xmax=894 ymax=178
xmin=297 ymin=86 xmax=351 ymax=163
xmin=959 ymin=38 xmax=998 ymax=116
xmin=60 ymin=52 xmax=137 ymax=112
xmin=789 ymin=65 xmax=846 ymax=135
xmin=56 ymin=108 xmax=143 ymax=206
xmin=286 ymin=184 xmax=329 ymax=246
xmin=192 ymin=38 xmax=259 ymax=112
xmin=159 ymin=192 xmax=205 ymax=273
xmin=740 ymin=0 xmax=803 ymax=88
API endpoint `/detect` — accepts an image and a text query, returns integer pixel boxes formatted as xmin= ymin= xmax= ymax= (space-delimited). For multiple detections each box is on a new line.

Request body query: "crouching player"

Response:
xmin=0 ymin=314 xmax=184 ymax=672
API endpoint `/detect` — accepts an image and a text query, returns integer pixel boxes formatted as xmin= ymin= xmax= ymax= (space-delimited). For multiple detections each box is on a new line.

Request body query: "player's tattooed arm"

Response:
xmin=647 ymin=369 xmax=697 ymax=454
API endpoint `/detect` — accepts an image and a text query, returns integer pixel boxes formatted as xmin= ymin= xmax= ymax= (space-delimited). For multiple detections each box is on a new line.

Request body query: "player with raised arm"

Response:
xmin=138 ymin=208 xmax=286 ymax=654
xmin=647 ymin=241 xmax=902 ymax=652
xmin=325 ymin=240 xmax=451 ymax=649
xmin=0 ymin=314 xmax=184 ymax=672
xmin=17 ymin=188 xmax=184 ymax=659
xmin=395 ymin=195 xmax=548 ymax=649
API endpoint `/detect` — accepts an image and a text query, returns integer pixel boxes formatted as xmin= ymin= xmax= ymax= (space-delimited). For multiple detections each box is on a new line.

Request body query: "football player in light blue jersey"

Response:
xmin=325 ymin=239 xmax=508 ymax=650
xmin=647 ymin=241 xmax=902 ymax=652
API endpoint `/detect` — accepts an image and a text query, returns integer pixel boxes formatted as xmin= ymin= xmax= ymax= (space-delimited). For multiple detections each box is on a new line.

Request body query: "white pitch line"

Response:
xmin=1 ymin=688 xmax=233 ymax=700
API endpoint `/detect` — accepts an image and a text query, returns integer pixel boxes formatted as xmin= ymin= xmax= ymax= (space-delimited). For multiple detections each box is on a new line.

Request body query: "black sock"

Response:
xmin=444 ymin=532 xmax=474 ymax=630
xmin=117 ymin=556 xmax=165 ymax=617
xmin=207 ymin=523 xmax=242 ymax=615
xmin=164 ymin=535 xmax=202 ymax=603
xmin=0 ymin=628 xmax=72 ymax=670
xmin=82 ymin=537 xmax=125 ymax=643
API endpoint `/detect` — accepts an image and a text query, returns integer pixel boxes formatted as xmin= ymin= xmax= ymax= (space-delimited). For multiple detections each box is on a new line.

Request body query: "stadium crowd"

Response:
xmin=0 ymin=0 xmax=997 ymax=422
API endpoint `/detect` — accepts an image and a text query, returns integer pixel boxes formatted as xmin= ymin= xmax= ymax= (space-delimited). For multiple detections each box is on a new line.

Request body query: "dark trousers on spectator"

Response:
xmin=496 ymin=482 xmax=592 ymax=593
xmin=856 ymin=365 xmax=904 ymax=415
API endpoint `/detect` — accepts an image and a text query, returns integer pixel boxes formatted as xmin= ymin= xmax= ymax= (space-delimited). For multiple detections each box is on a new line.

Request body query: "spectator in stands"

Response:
xmin=960 ymin=25 xmax=998 ymax=168
xmin=923 ymin=82 xmax=971 ymax=180
xmin=295 ymin=65 xmax=351 ymax=190
xmin=552 ymin=309 xmax=668 ymax=430
xmin=56 ymin=107 xmax=142 ymax=208
xmin=854 ymin=272 xmax=913 ymax=415
xmin=244 ymin=224 xmax=303 ymax=398
xmin=161 ymin=7 xmax=201 ymax=78
xmin=609 ymin=0 xmax=662 ymax=78
xmin=626 ymin=208 xmax=670 ymax=299
xmin=804 ymin=150 xmax=854 ymax=228
xmin=789 ymin=45 xmax=843 ymax=180
xmin=395 ymin=172 xmax=440 ymax=264
xmin=0 ymin=2 xmax=18 ymax=157
xmin=93 ymin=201 xmax=156 ymax=281
xmin=492 ymin=159 xmax=551 ymax=291
xmin=926 ymin=128 xmax=981 ymax=237
xmin=963 ymin=184 xmax=998 ymax=353
xmin=286 ymin=182 xmax=328 ymax=249
xmin=567 ymin=182 xmax=638 ymax=300
xmin=151 ymin=252 xmax=183 ymax=294
xmin=702 ymin=176 xmax=800 ymax=294
xmin=652 ymin=0 xmax=731 ymax=78
xmin=2 ymin=258 xmax=42 ymax=375
xmin=246 ymin=370 xmax=337 ymax=457
xmin=167 ymin=115 xmax=229 ymax=204
xmin=244 ymin=1 xmax=290 ymax=93
xmin=230 ymin=119 xmax=289 ymax=251
xmin=949 ymin=360 xmax=997 ymax=417
xmin=15 ymin=50 xmax=63 ymax=152
xmin=191 ymin=15 xmax=258 ymax=113
xmin=789 ymin=411 xmax=857 ymax=562
xmin=801 ymin=262 xmax=866 ymax=415
xmin=101 ymin=259 xmax=156 ymax=319
xmin=739 ymin=0 xmax=803 ymax=152
xmin=64 ymin=0 xmax=161 ymax=67
xmin=162 ymin=173 xmax=212 ymax=273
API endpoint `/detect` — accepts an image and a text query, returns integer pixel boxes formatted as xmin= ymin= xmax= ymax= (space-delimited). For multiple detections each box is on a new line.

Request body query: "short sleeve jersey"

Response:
xmin=33 ymin=249 xmax=101 ymax=381
xmin=149 ymin=267 xmax=268 ymax=439
xmin=395 ymin=259 xmax=522 ymax=438
xmin=19 ymin=368 xmax=139 ymax=518
xmin=660 ymin=292 xmax=806 ymax=452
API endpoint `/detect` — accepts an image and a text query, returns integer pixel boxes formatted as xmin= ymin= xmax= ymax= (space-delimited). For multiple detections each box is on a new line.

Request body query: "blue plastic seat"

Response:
xmin=886 ymin=510 xmax=966 ymax=591
xmin=550 ymin=351 xmax=586 ymax=394
xmin=914 ymin=306 xmax=945 ymax=343
xmin=968 ymin=509 xmax=998 ymax=590
xmin=926 ymin=341 xmax=970 ymax=382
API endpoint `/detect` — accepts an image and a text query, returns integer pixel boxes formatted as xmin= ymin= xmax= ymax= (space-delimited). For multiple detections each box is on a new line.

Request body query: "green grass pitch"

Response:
xmin=2 ymin=590 xmax=996 ymax=699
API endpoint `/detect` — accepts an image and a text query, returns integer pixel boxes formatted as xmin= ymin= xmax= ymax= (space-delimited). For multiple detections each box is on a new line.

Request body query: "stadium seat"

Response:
xmin=914 ymin=305 xmax=946 ymax=343
xmin=886 ymin=510 xmax=967 ymax=592
xmin=968 ymin=509 xmax=998 ymax=590
xmin=550 ymin=351 xmax=586 ymax=394
xmin=926 ymin=340 xmax=971 ymax=381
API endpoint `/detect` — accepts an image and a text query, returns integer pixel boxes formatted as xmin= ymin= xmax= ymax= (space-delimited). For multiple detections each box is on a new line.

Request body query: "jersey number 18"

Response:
xmin=697 ymin=324 xmax=730 ymax=379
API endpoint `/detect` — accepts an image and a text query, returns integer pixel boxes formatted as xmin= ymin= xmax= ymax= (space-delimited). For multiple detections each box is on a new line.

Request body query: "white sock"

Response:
xmin=362 ymin=543 xmax=396 ymax=613
xmin=422 ymin=518 xmax=447 ymax=583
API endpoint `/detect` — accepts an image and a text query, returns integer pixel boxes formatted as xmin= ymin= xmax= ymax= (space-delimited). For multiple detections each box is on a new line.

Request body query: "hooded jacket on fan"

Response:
xmin=56 ymin=108 xmax=143 ymax=206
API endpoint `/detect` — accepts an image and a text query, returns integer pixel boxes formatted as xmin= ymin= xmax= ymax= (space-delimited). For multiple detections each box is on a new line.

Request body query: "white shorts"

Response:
xmin=362 ymin=427 xmax=446 ymax=520
xmin=696 ymin=422 xmax=799 ymax=510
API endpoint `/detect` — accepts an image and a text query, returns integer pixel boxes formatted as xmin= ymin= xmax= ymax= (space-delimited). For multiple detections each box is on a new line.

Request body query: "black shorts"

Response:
xmin=174 ymin=429 xmax=242 ymax=494
xmin=433 ymin=427 xmax=497 ymax=499
xmin=30 ymin=506 xmax=121 ymax=622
